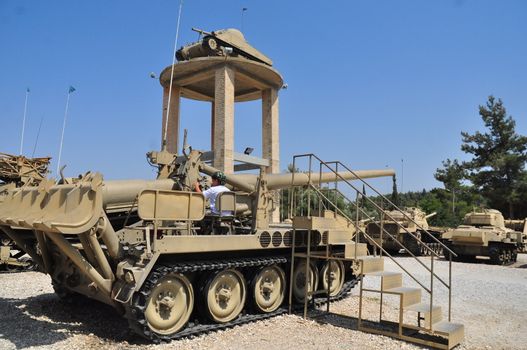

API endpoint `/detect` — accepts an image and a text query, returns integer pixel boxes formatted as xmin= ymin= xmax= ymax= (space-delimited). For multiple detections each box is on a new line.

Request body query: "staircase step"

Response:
xmin=384 ymin=287 xmax=422 ymax=307
xmin=293 ymin=216 xmax=343 ymax=230
xmin=344 ymin=242 xmax=368 ymax=258
xmin=433 ymin=321 xmax=465 ymax=348
xmin=366 ymin=271 xmax=403 ymax=290
xmin=382 ymin=272 xmax=403 ymax=290
xmin=405 ymin=302 xmax=443 ymax=328
xmin=358 ymin=256 xmax=384 ymax=273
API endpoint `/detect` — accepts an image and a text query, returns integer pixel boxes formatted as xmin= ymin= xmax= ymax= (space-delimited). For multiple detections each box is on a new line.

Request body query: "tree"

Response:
xmin=434 ymin=159 xmax=465 ymax=191
xmin=434 ymin=159 xmax=467 ymax=214
xmin=461 ymin=96 xmax=527 ymax=218
xmin=390 ymin=175 xmax=399 ymax=206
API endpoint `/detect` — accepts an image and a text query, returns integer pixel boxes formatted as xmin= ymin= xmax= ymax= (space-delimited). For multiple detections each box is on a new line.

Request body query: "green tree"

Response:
xmin=434 ymin=159 xmax=467 ymax=215
xmin=461 ymin=96 xmax=527 ymax=218
xmin=434 ymin=159 xmax=465 ymax=191
xmin=390 ymin=175 xmax=399 ymax=206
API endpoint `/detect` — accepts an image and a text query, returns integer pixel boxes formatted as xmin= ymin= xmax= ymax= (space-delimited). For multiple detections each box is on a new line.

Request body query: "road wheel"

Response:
xmin=489 ymin=246 xmax=505 ymax=265
xmin=251 ymin=265 xmax=285 ymax=313
xmin=512 ymin=248 xmax=518 ymax=262
xmin=203 ymin=36 xmax=218 ymax=51
xmin=504 ymin=249 xmax=512 ymax=264
xmin=320 ymin=260 xmax=345 ymax=297
xmin=144 ymin=273 xmax=194 ymax=335
xmin=204 ymin=269 xmax=246 ymax=323
xmin=292 ymin=260 xmax=318 ymax=303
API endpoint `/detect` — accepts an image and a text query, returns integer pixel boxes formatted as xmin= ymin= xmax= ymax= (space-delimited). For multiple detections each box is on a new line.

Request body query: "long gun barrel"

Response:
xmin=230 ymin=169 xmax=396 ymax=191
xmin=425 ymin=212 xmax=437 ymax=219
xmin=101 ymin=168 xmax=395 ymax=207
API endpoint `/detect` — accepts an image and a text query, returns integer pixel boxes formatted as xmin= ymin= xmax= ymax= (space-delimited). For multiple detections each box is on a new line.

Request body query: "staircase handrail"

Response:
xmin=307 ymin=183 xmax=449 ymax=291
xmin=293 ymin=153 xmax=456 ymax=258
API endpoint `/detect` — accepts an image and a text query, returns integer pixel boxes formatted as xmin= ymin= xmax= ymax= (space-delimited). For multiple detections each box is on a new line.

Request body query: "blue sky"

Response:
xmin=1 ymin=0 xmax=526 ymax=194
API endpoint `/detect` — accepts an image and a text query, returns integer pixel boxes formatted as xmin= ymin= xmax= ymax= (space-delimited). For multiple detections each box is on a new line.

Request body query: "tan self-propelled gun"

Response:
xmin=0 ymin=148 xmax=394 ymax=340
xmin=366 ymin=207 xmax=444 ymax=256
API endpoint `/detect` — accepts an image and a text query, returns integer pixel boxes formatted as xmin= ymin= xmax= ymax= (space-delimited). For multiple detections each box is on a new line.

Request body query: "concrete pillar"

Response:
xmin=211 ymin=102 xmax=215 ymax=151
xmin=213 ymin=66 xmax=235 ymax=173
xmin=161 ymin=85 xmax=181 ymax=154
xmin=262 ymin=88 xmax=280 ymax=173
xmin=262 ymin=88 xmax=280 ymax=222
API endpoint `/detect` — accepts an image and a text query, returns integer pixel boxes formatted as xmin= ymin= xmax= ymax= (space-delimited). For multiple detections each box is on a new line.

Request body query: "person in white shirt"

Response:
xmin=194 ymin=171 xmax=231 ymax=215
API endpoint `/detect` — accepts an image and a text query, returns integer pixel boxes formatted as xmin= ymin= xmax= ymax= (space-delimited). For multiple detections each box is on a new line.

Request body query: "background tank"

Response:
xmin=442 ymin=208 xmax=526 ymax=264
xmin=365 ymin=207 xmax=444 ymax=256
xmin=176 ymin=28 xmax=273 ymax=66
xmin=0 ymin=152 xmax=50 ymax=270
xmin=0 ymin=147 xmax=393 ymax=341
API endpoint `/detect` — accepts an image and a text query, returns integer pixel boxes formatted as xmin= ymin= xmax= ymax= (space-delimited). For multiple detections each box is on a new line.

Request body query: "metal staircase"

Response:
xmin=287 ymin=154 xmax=464 ymax=350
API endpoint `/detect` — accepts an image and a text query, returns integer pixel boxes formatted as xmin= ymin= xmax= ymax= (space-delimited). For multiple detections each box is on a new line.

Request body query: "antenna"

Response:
xmin=401 ymin=158 xmax=404 ymax=193
xmin=31 ymin=115 xmax=44 ymax=158
xmin=56 ymin=86 xmax=76 ymax=175
xmin=241 ymin=7 xmax=248 ymax=32
xmin=19 ymin=88 xmax=30 ymax=155
xmin=162 ymin=0 xmax=184 ymax=153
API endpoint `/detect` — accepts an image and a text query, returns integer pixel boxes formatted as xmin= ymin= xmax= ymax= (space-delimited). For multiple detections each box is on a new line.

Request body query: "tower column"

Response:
xmin=213 ymin=65 xmax=235 ymax=173
xmin=262 ymin=88 xmax=280 ymax=222
xmin=161 ymin=85 xmax=181 ymax=154
xmin=262 ymin=88 xmax=280 ymax=174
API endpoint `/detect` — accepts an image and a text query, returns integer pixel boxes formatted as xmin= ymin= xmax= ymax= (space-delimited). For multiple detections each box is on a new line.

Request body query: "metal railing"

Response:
xmin=288 ymin=153 xmax=456 ymax=325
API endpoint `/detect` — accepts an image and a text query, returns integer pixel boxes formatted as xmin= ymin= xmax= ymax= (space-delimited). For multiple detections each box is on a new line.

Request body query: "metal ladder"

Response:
xmin=286 ymin=153 xmax=464 ymax=350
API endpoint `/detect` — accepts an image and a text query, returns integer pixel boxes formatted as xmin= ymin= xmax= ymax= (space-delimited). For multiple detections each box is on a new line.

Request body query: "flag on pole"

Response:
xmin=26 ymin=87 xmax=30 ymax=93
xmin=69 ymin=86 xmax=76 ymax=93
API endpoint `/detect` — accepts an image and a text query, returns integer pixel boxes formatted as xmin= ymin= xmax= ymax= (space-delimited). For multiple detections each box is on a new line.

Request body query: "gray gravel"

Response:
xmin=1 ymin=255 xmax=526 ymax=349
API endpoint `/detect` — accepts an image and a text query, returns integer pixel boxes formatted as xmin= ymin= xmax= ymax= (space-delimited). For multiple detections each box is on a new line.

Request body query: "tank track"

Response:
xmin=418 ymin=243 xmax=444 ymax=256
xmin=127 ymin=255 xmax=360 ymax=343
xmin=0 ymin=243 xmax=34 ymax=273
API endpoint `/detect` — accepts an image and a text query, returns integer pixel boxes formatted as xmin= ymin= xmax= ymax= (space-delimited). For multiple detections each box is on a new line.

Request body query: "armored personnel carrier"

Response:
xmin=176 ymin=28 xmax=273 ymax=66
xmin=0 ymin=152 xmax=50 ymax=270
xmin=442 ymin=209 xmax=526 ymax=264
xmin=366 ymin=207 xmax=443 ymax=256
xmin=0 ymin=147 xmax=394 ymax=340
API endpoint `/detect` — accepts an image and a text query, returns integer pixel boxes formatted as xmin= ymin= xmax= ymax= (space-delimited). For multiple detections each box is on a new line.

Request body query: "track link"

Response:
xmin=127 ymin=256 xmax=360 ymax=342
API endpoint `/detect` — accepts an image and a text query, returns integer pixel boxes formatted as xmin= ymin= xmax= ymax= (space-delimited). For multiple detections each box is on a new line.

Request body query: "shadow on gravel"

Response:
xmin=0 ymin=293 xmax=148 ymax=348
xmin=311 ymin=312 xmax=430 ymax=349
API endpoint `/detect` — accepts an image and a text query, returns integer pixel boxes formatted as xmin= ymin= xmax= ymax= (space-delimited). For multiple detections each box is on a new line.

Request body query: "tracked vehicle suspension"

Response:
xmin=127 ymin=256 xmax=360 ymax=342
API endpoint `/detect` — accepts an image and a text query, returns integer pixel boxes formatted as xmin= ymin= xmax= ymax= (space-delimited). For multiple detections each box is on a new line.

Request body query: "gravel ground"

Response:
xmin=1 ymin=255 xmax=526 ymax=350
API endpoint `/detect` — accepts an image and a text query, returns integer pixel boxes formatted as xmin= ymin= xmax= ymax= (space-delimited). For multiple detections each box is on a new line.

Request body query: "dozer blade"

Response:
xmin=0 ymin=174 xmax=103 ymax=234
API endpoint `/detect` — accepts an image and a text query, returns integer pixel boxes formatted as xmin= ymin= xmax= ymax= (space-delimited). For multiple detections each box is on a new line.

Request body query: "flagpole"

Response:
xmin=19 ymin=88 xmax=30 ymax=155
xmin=57 ymin=87 xmax=75 ymax=175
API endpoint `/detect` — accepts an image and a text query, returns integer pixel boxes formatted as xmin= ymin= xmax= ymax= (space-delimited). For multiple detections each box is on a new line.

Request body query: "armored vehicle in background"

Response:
xmin=176 ymin=28 xmax=273 ymax=66
xmin=0 ymin=152 xmax=50 ymax=270
xmin=0 ymin=147 xmax=393 ymax=340
xmin=366 ymin=207 xmax=443 ymax=256
xmin=504 ymin=218 xmax=527 ymax=234
xmin=442 ymin=209 xmax=526 ymax=264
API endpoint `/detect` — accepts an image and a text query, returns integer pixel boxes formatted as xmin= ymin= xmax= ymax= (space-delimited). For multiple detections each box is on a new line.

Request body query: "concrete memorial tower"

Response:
xmin=158 ymin=28 xmax=284 ymax=221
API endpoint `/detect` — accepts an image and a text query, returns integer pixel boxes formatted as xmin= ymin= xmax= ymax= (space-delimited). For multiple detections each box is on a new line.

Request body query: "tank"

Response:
xmin=0 ymin=152 xmax=50 ymax=270
xmin=365 ymin=207 xmax=443 ymax=256
xmin=176 ymin=28 xmax=273 ymax=66
xmin=0 ymin=148 xmax=394 ymax=341
xmin=442 ymin=209 xmax=526 ymax=264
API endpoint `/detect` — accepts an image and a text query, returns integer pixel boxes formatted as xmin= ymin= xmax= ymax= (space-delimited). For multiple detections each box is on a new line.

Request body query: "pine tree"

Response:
xmin=461 ymin=96 xmax=527 ymax=218
xmin=390 ymin=175 xmax=399 ymax=206
xmin=434 ymin=159 xmax=465 ymax=191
